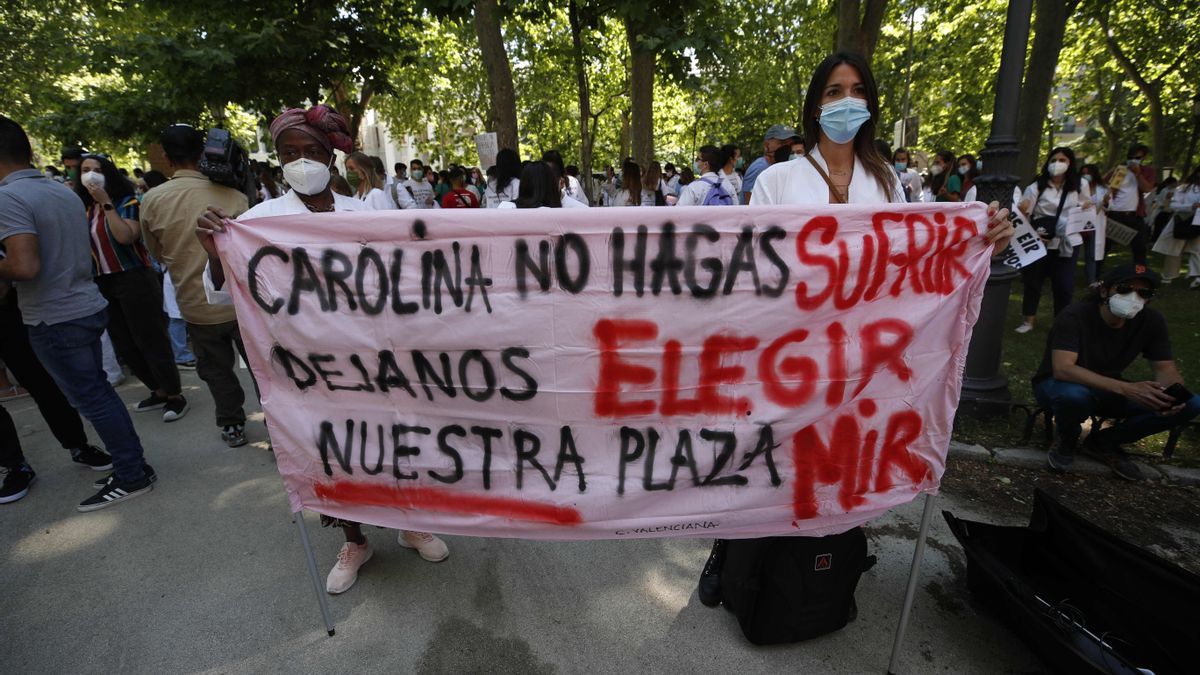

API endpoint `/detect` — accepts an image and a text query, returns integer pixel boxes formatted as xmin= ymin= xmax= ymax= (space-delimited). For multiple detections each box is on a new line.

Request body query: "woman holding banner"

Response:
xmin=195 ymin=105 xmax=450 ymax=595
xmin=694 ymin=53 xmax=1015 ymax=608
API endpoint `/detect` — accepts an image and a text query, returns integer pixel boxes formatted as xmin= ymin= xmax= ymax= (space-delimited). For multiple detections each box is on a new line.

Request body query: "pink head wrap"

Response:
xmin=269 ymin=105 xmax=354 ymax=155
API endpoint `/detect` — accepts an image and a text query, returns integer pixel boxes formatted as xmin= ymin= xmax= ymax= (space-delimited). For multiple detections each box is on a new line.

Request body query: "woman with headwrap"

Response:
xmin=195 ymin=105 xmax=450 ymax=595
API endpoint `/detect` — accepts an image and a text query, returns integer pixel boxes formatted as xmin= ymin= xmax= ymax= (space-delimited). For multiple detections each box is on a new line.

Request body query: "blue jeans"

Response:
xmin=27 ymin=309 xmax=147 ymax=482
xmin=1033 ymin=377 xmax=1200 ymax=450
xmin=168 ymin=317 xmax=194 ymax=363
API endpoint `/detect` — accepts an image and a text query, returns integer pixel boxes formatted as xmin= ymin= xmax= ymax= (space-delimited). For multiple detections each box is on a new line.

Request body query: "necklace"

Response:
xmin=302 ymin=199 xmax=335 ymax=213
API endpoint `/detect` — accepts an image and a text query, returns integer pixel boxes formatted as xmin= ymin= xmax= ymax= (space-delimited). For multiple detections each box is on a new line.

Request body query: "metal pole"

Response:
xmin=959 ymin=0 xmax=1033 ymax=413
xmin=294 ymin=511 xmax=337 ymax=636
xmin=886 ymin=492 xmax=937 ymax=675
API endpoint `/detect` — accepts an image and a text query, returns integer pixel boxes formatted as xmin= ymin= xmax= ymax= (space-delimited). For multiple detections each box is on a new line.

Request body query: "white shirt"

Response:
xmin=612 ymin=189 xmax=638 ymax=207
xmin=721 ymin=169 xmax=743 ymax=201
xmin=676 ymin=172 xmax=737 ymax=206
xmin=357 ymin=186 xmax=396 ymax=211
xmin=404 ymin=178 xmax=435 ymax=209
xmin=665 ymin=174 xmax=681 ymax=196
xmin=203 ymin=190 xmax=371 ymax=305
xmin=387 ymin=180 xmax=417 ymax=209
xmin=750 ymin=148 xmax=903 ymax=205
xmin=1020 ymin=180 xmax=1091 ymax=219
xmin=1169 ymin=184 xmax=1200 ymax=211
xmin=563 ymin=175 xmax=590 ymax=206
xmin=897 ymin=169 xmax=924 ymax=202
xmin=1108 ymin=165 xmax=1141 ymax=212
xmin=485 ymin=177 xmax=520 ymax=208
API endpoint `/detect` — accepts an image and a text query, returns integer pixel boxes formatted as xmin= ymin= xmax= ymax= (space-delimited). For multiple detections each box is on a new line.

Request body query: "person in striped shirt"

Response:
xmin=75 ymin=154 xmax=188 ymax=422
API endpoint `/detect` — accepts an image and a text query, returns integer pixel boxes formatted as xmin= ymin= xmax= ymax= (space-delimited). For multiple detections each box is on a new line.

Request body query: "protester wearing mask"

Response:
xmin=929 ymin=150 xmax=961 ymax=201
xmin=404 ymin=159 xmax=436 ymax=209
xmin=741 ymin=125 xmax=800 ymax=204
xmin=892 ymin=147 xmax=924 ymax=202
xmin=75 ymin=153 xmax=189 ymax=422
xmin=1151 ymin=169 xmax=1200 ymax=287
xmin=720 ymin=143 xmax=743 ymax=201
xmin=663 ymin=163 xmax=681 ymax=197
xmin=1014 ymin=147 xmax=1092 ymax=334
xmin=676 ymin=146 xmax=736 ymax=206
xmin=1103 ymin=144 xmax=1156 ymax=264
xmin=195 ymin=105 xmax=450 ymax=595
xmin=346 ymin=151 xmax=397 ymax=210
xmin=61 ymin=146 xmax=84 ymax=188
xmin=1033 ymin=264 xmax=1200 ymax=481
xmin=724 ymin=54 xmax=1013 ymax=610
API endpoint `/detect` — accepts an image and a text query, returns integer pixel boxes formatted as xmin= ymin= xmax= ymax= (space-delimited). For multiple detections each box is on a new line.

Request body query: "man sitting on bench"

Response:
xmin=1032 ymin=263 xmax=1200 ymax=480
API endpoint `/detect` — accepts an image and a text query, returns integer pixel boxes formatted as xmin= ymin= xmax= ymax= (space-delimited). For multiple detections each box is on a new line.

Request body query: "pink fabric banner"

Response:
xmin=215 ymin=202 xmax=991 ymax=539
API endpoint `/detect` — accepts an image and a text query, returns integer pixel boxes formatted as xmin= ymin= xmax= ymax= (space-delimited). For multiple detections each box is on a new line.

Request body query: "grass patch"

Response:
xmin=952 ymin=247 xmax=1200 ymax=466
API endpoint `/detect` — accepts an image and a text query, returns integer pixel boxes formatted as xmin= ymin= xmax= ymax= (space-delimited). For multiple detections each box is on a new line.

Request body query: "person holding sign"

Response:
xmin=195 ymin=105 xmax=450 ymax=595
xmin=1033 ymin=264 xmax=1200 ymax=481
xmin=1102 ymin=144 xmax=1156 ymax=265
xmin=695 ymin=52 xmax=1014 ymax=607
xmin=1013 ymin=148 xmax=1092 ymax=334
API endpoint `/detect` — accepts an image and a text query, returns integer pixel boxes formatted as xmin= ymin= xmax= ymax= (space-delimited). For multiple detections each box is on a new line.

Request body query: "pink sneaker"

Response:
xmin=326 ymin=540 xmax=372 ymax=594
xmin=399 ymin=530 xmax=449 ymax=562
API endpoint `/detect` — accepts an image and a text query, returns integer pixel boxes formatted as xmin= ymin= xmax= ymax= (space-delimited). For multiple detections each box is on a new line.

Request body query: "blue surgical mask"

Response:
xmin=692 ymin=161 xmax=702 ymax=174
xmin=818 ymin=96 xmax=871 ymax=145
xmin=894 ymin=162 xmax=907 ymax=172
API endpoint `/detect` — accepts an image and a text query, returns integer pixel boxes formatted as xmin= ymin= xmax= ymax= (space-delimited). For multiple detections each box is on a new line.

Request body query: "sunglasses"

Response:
xmin=1114 ymin=284 xmax=1155 ymax=299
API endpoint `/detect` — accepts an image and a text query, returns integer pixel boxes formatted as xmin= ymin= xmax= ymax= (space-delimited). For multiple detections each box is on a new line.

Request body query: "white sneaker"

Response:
xmin=1190 ymin=277 xmax=1200 ymax=290
xmin=326 ymin=540 xmax=372 ymax=594
xmin=1014 ymin=323 xmax=1033 ymax=334
xmin=399 ymin=530 xmax=449 ymax=562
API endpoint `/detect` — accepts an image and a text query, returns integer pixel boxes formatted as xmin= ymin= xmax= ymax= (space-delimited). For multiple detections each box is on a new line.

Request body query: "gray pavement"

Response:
xmin=0 ymin=370 xmax=1045 ymax=674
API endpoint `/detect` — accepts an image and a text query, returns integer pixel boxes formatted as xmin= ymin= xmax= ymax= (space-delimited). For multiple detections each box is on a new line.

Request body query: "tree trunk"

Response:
xmin=569 ymin=0 xmax=593 ymax=201
xmin=858 ymin=0 xmax=888 ymax=61
xmin=834 ymin=0 xmax=887 ymax=62
xmin=1015 ymin=0 xmax=1075 ymax=183
xmin=625 ymin=16 xmax=655 ymax=168
xmin=835 ymin=0 xmax=861 ymax=54
xmin=474 ymin=0 xmax=519 ymax=151
xmin=1100 ymin=9 xmax=1165 ymax=166
xmin=619 ymin=108 xmax=631 ymax=162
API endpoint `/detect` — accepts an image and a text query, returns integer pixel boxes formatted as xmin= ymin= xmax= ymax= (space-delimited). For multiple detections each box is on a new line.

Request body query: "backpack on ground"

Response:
xmin=701 ymin=178 xmax=734 ymax=206
xmin=720 ymin=528 xmax=874 ymax=645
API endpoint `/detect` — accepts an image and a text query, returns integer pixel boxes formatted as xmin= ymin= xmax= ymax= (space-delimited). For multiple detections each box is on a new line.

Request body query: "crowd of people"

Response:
xmin=0 ymin=48 xmax=1196 ymax=603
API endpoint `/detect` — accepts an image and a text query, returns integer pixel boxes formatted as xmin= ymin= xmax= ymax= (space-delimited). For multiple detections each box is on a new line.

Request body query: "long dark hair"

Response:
xmin=958 ymin=153 xmax=980 ymax=185
xmin=74 ymin=153 xmax=135 ymax=208
xmin=1035 ymin=146 xmax=1081 ymax=195
xmin=514 ymin=161 xmax=562 ymax=208
xmin=621 ymin=160 xmax=642 ymax=200
xmin=930 ymin=149 xmax=957 ymax=195
xmin=801 ymin=52 xmax=896 ymax=200
xmin=493 ymin=148 xmax=521 ymax=193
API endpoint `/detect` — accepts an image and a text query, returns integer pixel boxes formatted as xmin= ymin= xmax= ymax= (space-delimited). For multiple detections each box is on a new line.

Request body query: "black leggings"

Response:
xmin=94 ymin=267 xmax=181 ymax=396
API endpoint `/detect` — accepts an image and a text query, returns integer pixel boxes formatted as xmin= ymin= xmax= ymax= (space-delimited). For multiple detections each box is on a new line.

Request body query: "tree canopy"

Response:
xmin=3 ymin=0 xmax=1198 ymax=175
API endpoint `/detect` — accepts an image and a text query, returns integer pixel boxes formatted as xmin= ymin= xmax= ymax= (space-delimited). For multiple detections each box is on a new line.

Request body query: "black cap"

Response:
xmin=160 ymin=124 xmax=204 ymax=159
xmin=1103 ymin=263 xmax=1161 ymax=289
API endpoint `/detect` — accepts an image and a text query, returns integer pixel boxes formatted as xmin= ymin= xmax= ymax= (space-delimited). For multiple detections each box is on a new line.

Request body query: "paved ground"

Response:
xmin=1 ymin=370 xmax=1056 ymax=674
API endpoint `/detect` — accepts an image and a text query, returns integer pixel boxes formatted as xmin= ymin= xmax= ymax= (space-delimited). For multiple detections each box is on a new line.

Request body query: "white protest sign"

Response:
xmin=1000 ymin=187 xmax=1048 ymax=269
xmin=1106 ymin=218 xmax=1139 ymax=246
xmin=475 ymin=132 xmax=498 ymax=171
xmin=1066 ymin=205 xmax=1097 ymax=236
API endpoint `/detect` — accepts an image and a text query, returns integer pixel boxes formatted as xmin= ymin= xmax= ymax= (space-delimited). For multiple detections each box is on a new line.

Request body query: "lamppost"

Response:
xmin=959 ymin=0 xmax=1034 ymax=412
xmin=1184 ymin=92 xmax=1200 ymax=177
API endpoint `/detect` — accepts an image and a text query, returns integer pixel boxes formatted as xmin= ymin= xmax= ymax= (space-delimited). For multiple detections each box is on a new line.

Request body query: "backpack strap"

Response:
xmin=805 ymin=154 xmax=847 ymax=204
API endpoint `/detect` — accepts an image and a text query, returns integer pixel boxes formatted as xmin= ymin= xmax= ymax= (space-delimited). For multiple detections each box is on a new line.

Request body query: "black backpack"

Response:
xmin=721 ymin=528 xmax=874 ymax=645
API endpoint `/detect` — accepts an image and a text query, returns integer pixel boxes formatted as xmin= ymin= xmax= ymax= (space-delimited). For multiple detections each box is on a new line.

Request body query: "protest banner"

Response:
xmin=214 ymin=202 xmax=991 ymax=540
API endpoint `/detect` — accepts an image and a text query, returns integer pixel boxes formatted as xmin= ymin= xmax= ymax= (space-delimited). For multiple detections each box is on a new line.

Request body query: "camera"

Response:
xmin=198 ymin=128 xmax=250 ymax=189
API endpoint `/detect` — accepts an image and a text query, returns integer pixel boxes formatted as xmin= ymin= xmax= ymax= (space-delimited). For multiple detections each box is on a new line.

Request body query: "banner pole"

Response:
xmin=294 ymin=510 xmax=336 ymax=636
xmin=886 ymin=492 xmax=936 ymax=675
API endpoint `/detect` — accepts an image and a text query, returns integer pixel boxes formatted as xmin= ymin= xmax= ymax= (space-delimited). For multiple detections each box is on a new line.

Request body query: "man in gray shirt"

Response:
xmin=0 ymin=115 xmax=155 ymax=511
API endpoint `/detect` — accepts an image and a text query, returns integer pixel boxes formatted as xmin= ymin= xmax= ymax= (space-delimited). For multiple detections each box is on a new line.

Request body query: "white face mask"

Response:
xmin=1048 ymin=160 xmax=1069 ymax=177
xmin=282 ymin=158 xmax=331 ymax=196
xmin=1107 ymin=292 xmax=1145 ymax=319
xmin=929 ymin=164 xmax=943 ymax=176
xmin=81 ymin=170 xmax=105 ymax=190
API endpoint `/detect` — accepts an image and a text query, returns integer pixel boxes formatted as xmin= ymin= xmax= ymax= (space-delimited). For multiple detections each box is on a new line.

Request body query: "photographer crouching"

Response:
xmin=1033 ymin=264 xmax=1200 ymax=480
